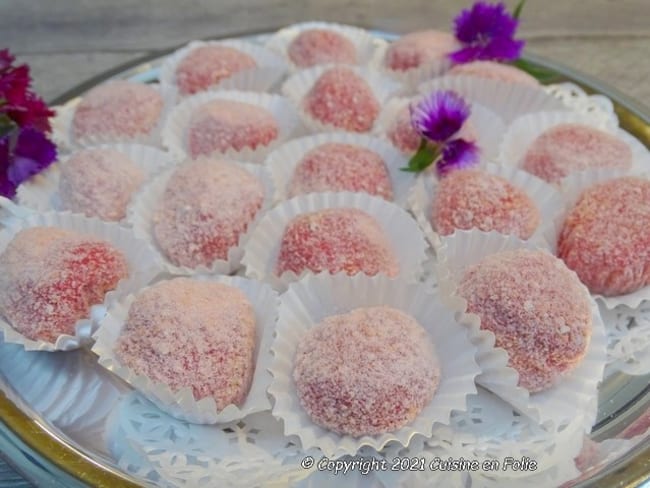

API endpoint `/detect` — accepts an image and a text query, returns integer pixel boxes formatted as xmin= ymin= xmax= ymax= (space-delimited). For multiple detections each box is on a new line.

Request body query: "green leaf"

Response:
xmin=0 ymin=114 xmax=16 ymax=138
xmin=513 ymin=58 xmax=560 ymax=84
xmin=513 ymin=0 xmax=527 ymax=20
xmin=400 ymin=140 xmax=441 ymax=173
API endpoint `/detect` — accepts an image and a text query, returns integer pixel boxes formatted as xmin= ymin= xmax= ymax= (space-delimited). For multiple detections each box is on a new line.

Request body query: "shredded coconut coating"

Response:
xmin=457 ymin=249 xmax=592 ymax=392
xmin=0 ymin=227 xmax=129 ymax=343
xmin=287 ymin=29 xmax=357 ymax=68
xmin=288 ymin=142 xmax=393 ymax=200
xmin=115 ymin=278 xmax=256 ymax=409
xmin=558 ymin=177 xmax=650 ymax=296
xmin=521 ymin=123 xmax=633 ymax=183
xmin=383 ymin=30 xmax=459 ymax=72
xmin=431 ymin=169 xmax=540 ymax=239
xmin=153 ymin=159 xmax=265 ymax=268
xmin=448 ymin=61 xmax=539 ymax=86
xmin=58 ymin=148 xmax=145 ymax=222
xmin=293 ymin=306 xmax=440 ymax=437
xmin=275 ymin=208 xmax=399 ymax=278
xmin=303 ymin=66 xmax=380 ymax=132
xmin=187 ymin=99 xmax=279 ymax=158
xmin=72 ymin=81 xmax=163 ymax=141
xmin=175 ymin=45 xmax=257 ymax=95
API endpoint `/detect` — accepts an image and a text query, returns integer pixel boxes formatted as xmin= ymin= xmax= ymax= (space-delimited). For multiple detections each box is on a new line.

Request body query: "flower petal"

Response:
xmin=6 ymin=128 xmax=57 ymax=186
xmin=437 ymin=138 xmax=479 ymax=176
xmin=410 ymin=90 xmax=471 ymax=143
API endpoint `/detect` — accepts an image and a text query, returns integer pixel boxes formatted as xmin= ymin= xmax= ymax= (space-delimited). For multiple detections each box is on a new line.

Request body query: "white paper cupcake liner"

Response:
xmin=161 ymin=90 xmax=301 ymax=163
xmin=241 ymin=191 xmax=428 ymax=290
xmin=0 ymin=198 xmax=161 ymax=352
xmin=268 ymin=272 xmax=480 ymax=458
xmin=281 ymin=64 xmax=402 ymax=134
xmin=549 ymin=169 xmax=650 ymax=310
xmin=408 ymin=162 xmax=565 ymax=251
xmin=54 ymin=82 xmax=177 ymax=150
xmin=373 ymin=97 xmax=505 ymax=161
xmin=264 ymin=132 xmax=413 ymax=207
xmin=16 ymin=143 xmax=175 ymax=220
xmin=436 ymin=230 xmax=607 ymax=431
xmin=93 ymin=275 xmax=276 ymax=424
xmin=126 ymin=158 xmax=274 ymax=276
xmin=498 ymin=110 xmax=650 ymax=176
xmin=265 ymin=21 xmax=382 ymax=72
xmin=159 ymin=39 xmax=287 ymax=96
xmin=418 ymin=75 xmax=566 ymax=124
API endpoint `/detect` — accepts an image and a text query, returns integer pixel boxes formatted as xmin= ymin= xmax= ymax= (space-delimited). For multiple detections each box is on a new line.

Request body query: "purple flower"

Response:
xmin=0 ymin=127 xmax=57 ymax=198
xmin=437 ymin=139 xmax=479 ymax=175
xmin=410 ymin=90 xmax=470 ymax=143
xmin=449 ymin=1 xmax=525 ymax=64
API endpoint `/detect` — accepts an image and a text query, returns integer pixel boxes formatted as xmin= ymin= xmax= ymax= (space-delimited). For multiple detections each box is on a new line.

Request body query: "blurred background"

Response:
xmin=1 ymin=0 xmax=649 ymax=104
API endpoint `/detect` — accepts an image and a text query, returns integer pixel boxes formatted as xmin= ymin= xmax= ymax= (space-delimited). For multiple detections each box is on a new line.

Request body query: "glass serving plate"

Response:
xmin=1 ymin=30 xmax=649 ymax=488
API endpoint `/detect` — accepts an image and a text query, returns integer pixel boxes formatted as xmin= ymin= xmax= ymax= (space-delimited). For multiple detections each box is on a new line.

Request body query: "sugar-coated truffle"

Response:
xmin=187 ymin=99 xmax=279 ymax=158
xmin=72 ymin=81 xmax=163 ymax=141
xmin=58 ymin=148 xmax=145 ymax=221
xmin=521 ymin=123 xmax=633 ymax=183
xmin=558 ymin=177 xmax=650 ymax=296
xmin=175 ymin=45 xmax=257 ymax=95
xmin=294 ymin=306 xmax=440 ymax=437
xmin=457 ymin=249 xmax=592 ymax=392
xmin=448 ymin=61 xmax=539 ymax=86
xmin=303 ymin=66 xmax=380 ymax=132
xmin=431 ymin=169 xmax=540 ymax=239
xmin=288 ymin=142 xmax=393 ymax=200
xmin=384 ymin=30 xmax=459 ymax=72
xmin=0 ymin=227 xmax=129 ymax=343
xmin=115 ymin=278 xmax=256 ymax=409
xmin=153 ymin=159 xmax=265 ymax=268
xmin=275 ymin=208 xmax=399 ymax=277
xmin=288 ymin=29 xmax=357 ymax=68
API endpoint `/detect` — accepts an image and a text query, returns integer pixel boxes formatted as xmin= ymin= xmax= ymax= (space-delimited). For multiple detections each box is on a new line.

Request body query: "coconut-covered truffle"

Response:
xmin=294 ymin=306 xmax=440 ymax=436
xmin=288 ymin=142 xmax=393 ymax=200
xmin=384 ymin=30 xmax=459 ymax=72
xmin=303 ymin=66 xmax=380 ymax=132
xmin=448 ymin=61 xmax=539 ymax=86
xmin=115 ymin=278 xmax=256 ymax=409
xmin=175 ymin=45 xmax=257 ymax=95
xmin=288 ymin=29 xmax=357 ymax=68
xmin=521 ymin=123 xmax=633 ymax=183
xmin=187 ymin=99 xmax=279 ymax=158
xmin=457 ymin=249 xmax=592 ymax=392
xmin=58 ymin=147 xmax=145 ymax=221
xmin=431 ymin=169 xmax=540 ymax=239
xmin=0 ymin=227 xmax=129 ymax=343
xmin=558 ymin=177 xmax=650 ymax=296
xmin=153 ymin=159 xmax=265 ymax=268
xmin=275 ymin=208 xmax=399 ymax=277
xmin=72 ymin=81 xmax=163 ymax=142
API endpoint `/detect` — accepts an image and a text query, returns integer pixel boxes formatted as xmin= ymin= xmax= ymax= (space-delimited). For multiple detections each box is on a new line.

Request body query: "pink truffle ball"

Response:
xmin=153 ymin=159 xmax=265 ymax=268
xmin=175 ymin=45 xmax=257 ymax=95
xmin=303 ymin=66 xmax=380 ymax=132
xmin=187 ymin=99 xmax=279 ymax=158
xmin=431 ymin=169 xmax=540 ymax=239
xmin=448 ymin=61 xmax=539 ymax=86
xmin=384 ymin=30 xmax=459 ymax=72
xmin=72 ymin=81 xmax=163 ymax=142
xmin=288 ymin=142 xmax=393 ymax=200
xmin=521 ymin=123 xmax=633 ymax=183
xmin=288 ymin=29 xmax=357 ymax=68
xmin=558 ymin=177 xmax=650 ymax=296
xmin=115 ymin=278 xmax=256 ymax=409
xmin=294 ymin=306 xmax=440 ymax=437
xmin=275 ymin=208 xmax=399 ymax=278
xmin=0 ymin=227 xmax=129 ymax=343
xmin=457 ymin=249 xmax=592 ymax=392
xmin=58 ymin=148 xmax=145 ymax=221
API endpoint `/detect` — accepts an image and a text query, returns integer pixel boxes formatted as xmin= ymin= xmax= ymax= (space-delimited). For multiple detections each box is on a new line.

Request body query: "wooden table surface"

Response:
xmin=1 ymin=0 xmax=650 ymax=486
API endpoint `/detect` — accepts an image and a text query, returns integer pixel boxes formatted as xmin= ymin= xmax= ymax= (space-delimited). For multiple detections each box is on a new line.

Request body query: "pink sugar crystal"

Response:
xmin=288 ymin=29 xmax=357 ymax=68
xmin=384 ymin=30 xmax=459 ymax=72
xmin=448 ymin=61 xmax=539 ymax=86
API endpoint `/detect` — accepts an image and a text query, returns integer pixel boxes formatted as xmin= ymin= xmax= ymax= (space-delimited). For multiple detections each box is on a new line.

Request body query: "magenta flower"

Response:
xmin=437 ymin=139 xmax=479 ymax=175
xmin=449 ymin=1 xmax=525 ymax=64
xmin=0 ymin=127 xmax=57 ymax=198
